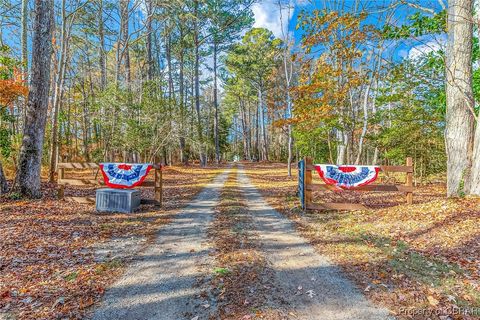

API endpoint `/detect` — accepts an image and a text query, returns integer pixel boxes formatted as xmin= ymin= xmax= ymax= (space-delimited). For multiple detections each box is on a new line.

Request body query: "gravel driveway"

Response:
xmin=90 ymin=166 xmax=393 ymax=320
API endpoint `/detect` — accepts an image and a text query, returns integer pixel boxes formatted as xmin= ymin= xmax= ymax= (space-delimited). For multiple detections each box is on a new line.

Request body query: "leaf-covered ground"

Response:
xmin=244 ymin=162 xmax=480 ymax=320
xmin=0 ymin=165 xmax=224 ymax=320
xmin=207 ymin=170 xmax=283 ymax=319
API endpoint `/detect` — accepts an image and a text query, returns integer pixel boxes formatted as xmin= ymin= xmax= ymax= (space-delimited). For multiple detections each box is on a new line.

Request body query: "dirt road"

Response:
xmin=91 ymin=170 xmax=230 ymax=320
xmin=237 ymin=167 xmax=392 ymax=320
xmin=91 ymin=166 xmax=392 ymax=320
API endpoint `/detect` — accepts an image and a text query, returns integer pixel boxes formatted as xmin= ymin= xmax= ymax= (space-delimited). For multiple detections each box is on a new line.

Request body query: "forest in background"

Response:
xmin=0 ymin=0 xmax=479 ymax=197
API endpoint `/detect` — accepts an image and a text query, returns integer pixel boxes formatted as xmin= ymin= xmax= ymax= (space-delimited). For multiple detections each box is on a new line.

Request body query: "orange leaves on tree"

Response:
xmin=0 ymin=68 xmax=28 ymax=107
xmin=290 ymin=57 xmax=338 ymax=130
xmin=291 ymin=10 xmax=375 ymax=131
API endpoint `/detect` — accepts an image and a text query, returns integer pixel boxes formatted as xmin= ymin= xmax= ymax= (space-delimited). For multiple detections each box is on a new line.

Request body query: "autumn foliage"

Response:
xmin=0 ymin=46 xmax=28 ymax=107
xmin=291 ymin=10 xmax=375 ymax=130
xmin=0 ymin=76 xmax=28 ymax=107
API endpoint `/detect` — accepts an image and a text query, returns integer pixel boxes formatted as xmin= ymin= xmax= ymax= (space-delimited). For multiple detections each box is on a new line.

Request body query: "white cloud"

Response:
xmin=398 ymin=49 xmax=409 ymax=58
xmin=252 ymin=0 xmax=303 ymax=38
xmin=408 ymin=38 xmax=445 ymax=60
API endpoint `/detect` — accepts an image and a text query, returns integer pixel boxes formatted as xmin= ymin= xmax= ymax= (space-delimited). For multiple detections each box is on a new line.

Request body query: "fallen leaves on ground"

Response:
xmin=244 ymin=162 xmax=480 ymax=320
xmin=206 ymin=170 xmax=285 ymax=319
xmin=0 ymin=165 xmax=223 ymax=320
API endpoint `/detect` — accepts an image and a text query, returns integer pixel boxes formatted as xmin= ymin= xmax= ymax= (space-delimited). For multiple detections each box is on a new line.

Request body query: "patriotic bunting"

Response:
xmin=99 ymin=163 xmax=153 ymax=189
xmin=314 ymin=164 xmax=380 ymax=190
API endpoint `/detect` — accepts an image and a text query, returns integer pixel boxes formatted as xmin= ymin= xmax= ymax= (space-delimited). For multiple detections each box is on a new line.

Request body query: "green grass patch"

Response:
xmin=7 ymin=192 xmax=21 ymax=200
xmin=99 ymin=223 xmax=116 ymax=231
xmin=64 ymin=272 xmax=78 ymax=282
xmin=389 ymin=251 xmax=461 ymax=287
xmin=214 ymin=267 xmax=231 ymax=276
xmin=95 ymin=259 xmax=123 ymax=274
xmin=359 ymin=232 xmax=463 ymax=288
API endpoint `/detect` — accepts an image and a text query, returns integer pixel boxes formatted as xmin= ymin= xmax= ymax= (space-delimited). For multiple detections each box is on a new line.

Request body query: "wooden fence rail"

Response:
xmin=299 ymin=157 xmax=413 ymax=211
xmin=57 ymin=163 xmax=162 ymax=206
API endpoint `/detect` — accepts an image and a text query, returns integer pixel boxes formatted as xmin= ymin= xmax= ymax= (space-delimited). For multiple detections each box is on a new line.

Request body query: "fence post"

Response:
xmin=298 ymin=159 xmax=305 ymax=210
xmin=154 ymin=165 xmax=162 ymax=206
xmin=57 ymin=166 xmax=65 ymax=200
xmin=305 ymin=157 xmax=313 ymax=211
xmin=406 ymin=157 xmax=413 ymax=204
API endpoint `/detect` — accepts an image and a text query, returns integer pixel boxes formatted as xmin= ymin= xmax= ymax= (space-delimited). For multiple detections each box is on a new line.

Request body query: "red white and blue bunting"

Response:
xmin=99 ymin=163 xmax=153 ymax=189
xmin=314 ymin=164 xmax=380 ymax=190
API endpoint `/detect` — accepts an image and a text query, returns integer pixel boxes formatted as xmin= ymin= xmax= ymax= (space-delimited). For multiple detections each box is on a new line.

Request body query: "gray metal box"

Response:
xmin=96 ymin=188 xmax=141 ymax=213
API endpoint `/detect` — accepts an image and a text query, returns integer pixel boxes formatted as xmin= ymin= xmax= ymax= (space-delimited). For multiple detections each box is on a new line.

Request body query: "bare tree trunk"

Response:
xmin=346 ymin=130 xmax=353 ymax=164
xmin=165 ymin=29 xmax=174 ymax=156
xmin=246 ymin=100 xmax=253 ymax=160
xmin=277 ymin=0 xmax=294 ymax=175
xmin=445 ymin=0 xmax=475 ymax=196
xmin=284 ymin=68 xmax=294 ymax=173
xmin=79 ymin=77 xmax=88 ymax=160
xmin=372 ymin=147 xmax=379 ymax=165
xmin=123 ymin=13 xmax=131 ymax=91
xmin=239 ymin=97 xmax=250 ymax=160
xmin=80 ymin=50 xmax=93 ymax=162
xmin=166 ymin=32 xmax=174 ymax=103
xmin=0 ymin=160 xmax=7 ymax=194
xmin=85 ymin=31 xmax=98 ymax=157
xmin=116 ymin=0 xmax=130 ymax=86
xmin=355 ymin=84 xmax=371 ymax=164
xmin=371 ymin=55 xmax=382 ymax=165
xmin=469 ymin=7 xmax=480 ymax=194
xmin=287 ymin=125 xmax=293 ymax=168
xmin=258 ymin=88 xmax=268 ymax=161
xmin=194 ymin=0 xmax=206 ymax=167
xmin=98 ymin=0 xmax=107 ymax=89
xmin=19 ymin=0 xmax=29 ymax=132
xmin=17 ymin=0 xmax=54 ymax=198
xmin=115 ymin=22 xmax=122 ymax=84
xmin=327 ymin=131 xmax=334 ymax=163
xmin=49 ymin=0 xmax=72 ymax=182
xmin=255 ymin=102 xmax=259 ymax=161
xmin=179 ymin=29 xmax=187 ymax=164
xmin=21 ymin=0 xmax=28 ymax=75
xmin=154 ymin=28 xmax=161 ymax=80
xmin=145 ymin=0 xmax=153 ymax=81
xmin=336 ymin=129 xmax=346 ymax=165
xmin=469 ymin=119 xmax=480 ymax=194
xmin=213 ymin=41 xmax=220 ymax=164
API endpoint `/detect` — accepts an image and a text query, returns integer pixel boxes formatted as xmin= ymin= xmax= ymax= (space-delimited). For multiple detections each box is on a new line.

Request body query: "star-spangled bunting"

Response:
xmin=314 ymin=164 xmax=380 ymax=190
xmin=99 ymin=163 xmax=153 ymax=189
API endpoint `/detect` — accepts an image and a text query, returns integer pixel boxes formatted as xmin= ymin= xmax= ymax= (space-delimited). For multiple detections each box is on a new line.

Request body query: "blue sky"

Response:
xmin=1 ymin=0 xmax=447 ymax=71
xmin=252 ymin=0 xmax=446 ymax=61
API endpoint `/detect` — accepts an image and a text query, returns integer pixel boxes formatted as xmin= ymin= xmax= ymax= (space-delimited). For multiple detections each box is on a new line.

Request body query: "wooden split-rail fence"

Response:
xmin=56 ymin=162 xmax=162 ymax=205
xmin=298 ymin=157 xmax=413 ymax=211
